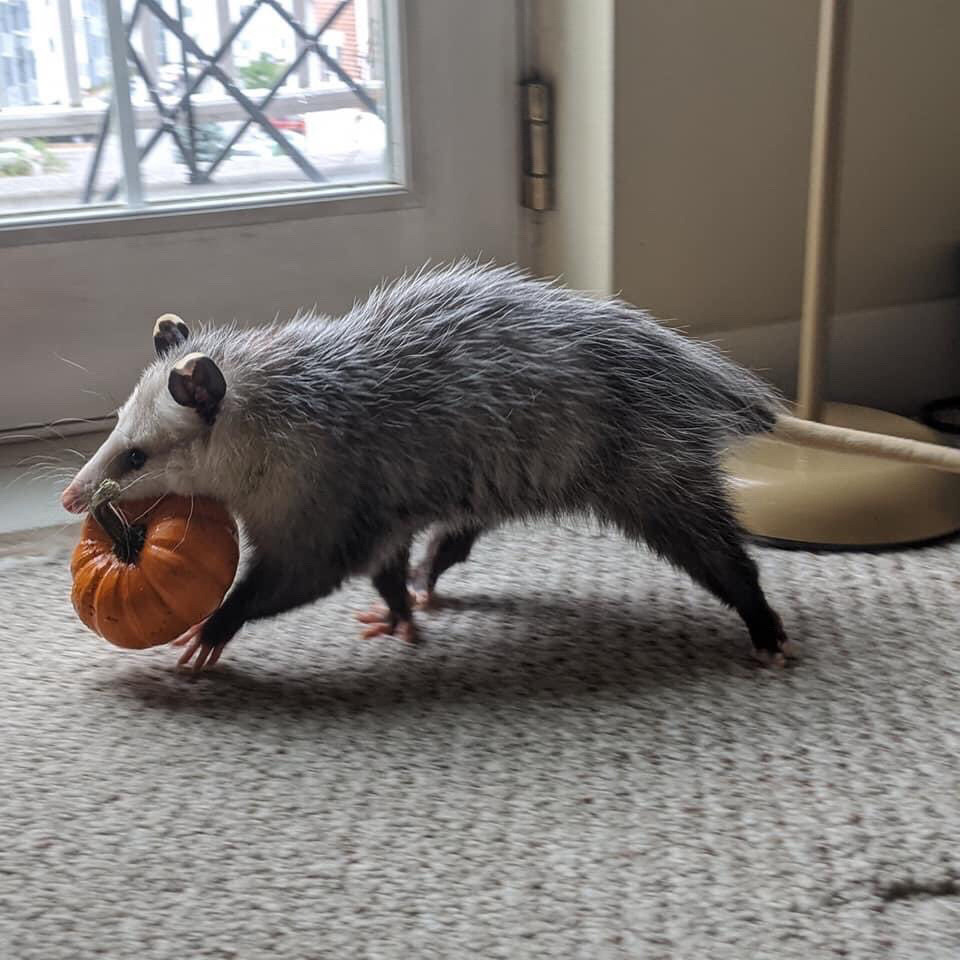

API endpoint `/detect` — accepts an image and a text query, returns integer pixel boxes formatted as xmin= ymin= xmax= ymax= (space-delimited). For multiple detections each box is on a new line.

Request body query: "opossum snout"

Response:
xmin=61 ymin=479 xmax=89 ymax=514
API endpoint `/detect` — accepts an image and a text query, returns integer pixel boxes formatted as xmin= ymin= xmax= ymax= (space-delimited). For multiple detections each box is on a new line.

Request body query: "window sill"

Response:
xmin=0 ymin=181 xmax=420 ymax=248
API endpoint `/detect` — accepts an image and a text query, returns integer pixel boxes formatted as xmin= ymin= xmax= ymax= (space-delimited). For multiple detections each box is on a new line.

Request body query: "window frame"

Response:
xmin=0 ymin=0 xmax=413 ymax=248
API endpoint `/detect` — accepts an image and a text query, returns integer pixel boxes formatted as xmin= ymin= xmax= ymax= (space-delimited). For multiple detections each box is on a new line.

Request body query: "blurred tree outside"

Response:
xmin=237 ymin=53 xmax=289 ymax=90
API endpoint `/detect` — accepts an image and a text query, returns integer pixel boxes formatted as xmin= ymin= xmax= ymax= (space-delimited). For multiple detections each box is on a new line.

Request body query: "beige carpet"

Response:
xmin=1 ymin=520 xmax=958 ymax=959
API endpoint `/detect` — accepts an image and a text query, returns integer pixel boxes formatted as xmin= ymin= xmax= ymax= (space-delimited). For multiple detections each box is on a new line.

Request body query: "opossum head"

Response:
xmin=61 ymin=315 xmax=231 ymax=513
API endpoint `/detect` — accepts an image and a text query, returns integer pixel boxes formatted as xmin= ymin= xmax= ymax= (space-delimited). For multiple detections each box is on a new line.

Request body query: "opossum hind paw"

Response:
xmin=355 ymin=607 xmax=419 ymax=644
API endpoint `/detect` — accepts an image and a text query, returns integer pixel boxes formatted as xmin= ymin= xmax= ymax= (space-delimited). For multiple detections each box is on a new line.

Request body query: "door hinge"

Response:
xmin=522 ymin=80 xmax=552 ymax=211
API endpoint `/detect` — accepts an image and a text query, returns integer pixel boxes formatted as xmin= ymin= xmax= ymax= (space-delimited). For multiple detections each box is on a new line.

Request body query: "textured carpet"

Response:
xmin=1 ymin=520 xmax=959 ymax=959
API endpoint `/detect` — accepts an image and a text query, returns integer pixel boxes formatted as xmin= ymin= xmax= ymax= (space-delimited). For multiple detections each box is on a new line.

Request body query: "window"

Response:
xmin=0 ymin=0 xmax=399 ymax=223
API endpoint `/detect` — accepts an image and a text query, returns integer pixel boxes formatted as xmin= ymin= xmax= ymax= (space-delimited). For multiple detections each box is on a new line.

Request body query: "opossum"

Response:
xmin=63 ymin=261 xmax=800 ymax=669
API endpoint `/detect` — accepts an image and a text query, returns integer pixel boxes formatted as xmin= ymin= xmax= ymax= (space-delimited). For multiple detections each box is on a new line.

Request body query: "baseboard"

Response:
xmin=709 ymin=298 xmax=960 ymax=416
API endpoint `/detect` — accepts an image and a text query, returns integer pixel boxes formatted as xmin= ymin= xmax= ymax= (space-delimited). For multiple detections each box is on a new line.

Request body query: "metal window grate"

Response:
xmin=85 ymin=0 xmax=381 ymax=205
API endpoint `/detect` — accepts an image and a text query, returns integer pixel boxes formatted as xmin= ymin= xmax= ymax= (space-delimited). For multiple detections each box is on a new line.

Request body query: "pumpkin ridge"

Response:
xmin=91 ymin=565 xmax=124 ymax=641
xmin=118 ymin=568 xmax=175 ymax=649
xmin=72 ymin=553 xmax=111 ymax=635
xmin=139 ymin=544 xmax=229 ymax=626
xmin=149 ymin=518 xmax=238 ymax=588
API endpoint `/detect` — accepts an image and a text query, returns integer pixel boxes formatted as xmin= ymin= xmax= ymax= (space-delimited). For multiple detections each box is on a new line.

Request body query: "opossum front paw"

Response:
xmin=355 ymin=606 xmax=419 ymax=644
xmin=171 ymin=618 xmax=224 ymax=673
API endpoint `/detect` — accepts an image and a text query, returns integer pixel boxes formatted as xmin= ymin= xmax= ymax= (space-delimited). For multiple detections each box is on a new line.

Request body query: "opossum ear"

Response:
xmin=168 ymin=352 xmax=226 ymax=425
xmin=153 ymin=314 xmax=189 ymax=357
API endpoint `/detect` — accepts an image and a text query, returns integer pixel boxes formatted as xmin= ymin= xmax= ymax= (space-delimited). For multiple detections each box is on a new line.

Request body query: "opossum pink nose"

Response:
xmin=61 ymin=483 xmax=85 ymax=514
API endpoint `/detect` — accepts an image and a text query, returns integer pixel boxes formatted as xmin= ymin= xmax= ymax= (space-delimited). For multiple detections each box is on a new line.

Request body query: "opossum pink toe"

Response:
xmin=192 ymin=645 xmax=215 ymax=672
xmin=171 ymin=619 xmax=207 ymax=647
xmin=172 ymin=620 xmax=221 ymax=673
xmin=356 ymin=607 xmax=388 ymax=624
xmin=359 ymin=616 xmax=418 ymax=644
xmin=175 ymin=637 xmax=202 ymax=668
xmin=175 ymin=637 xmax=223 ymax=674
xmin=753 ymin=648 xmax=787 ymax=669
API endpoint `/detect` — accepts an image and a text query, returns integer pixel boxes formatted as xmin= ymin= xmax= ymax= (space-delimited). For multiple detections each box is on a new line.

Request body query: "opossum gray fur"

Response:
xmin=63 ymin=260 xmax=792 ymax=667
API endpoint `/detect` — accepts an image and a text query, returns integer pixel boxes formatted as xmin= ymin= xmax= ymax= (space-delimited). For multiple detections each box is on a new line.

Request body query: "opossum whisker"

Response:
xmin=54 ymin=352 xmax=92 ymax=374
xmin=0 ymin=432 xmax=48 ymax=444
xmin=10 ymin=454 xmax=64 ymax=467
xmin=32 ymin=464 xmax=75 ymax=478
xmin=17 ymin=471 xmax=71 ymax=490
xmin=80 ymin=388 xmax=120 ymax=407
xmin=170 ymin=495 xmax=196 ymax=554
xmin=129 ymin=494 xmax=170 ymax=524
xmin=34 ymin=474 xmax=79 ymax=492
xmin=47 ymin=416 xmax=103 ymax=429
xmin=117 ymin=470 xmax=162 ymax=496
xmin=4 ymin=463 xmax=61 ymax=489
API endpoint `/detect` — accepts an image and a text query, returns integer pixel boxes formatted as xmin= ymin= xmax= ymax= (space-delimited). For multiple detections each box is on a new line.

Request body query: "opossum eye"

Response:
xmin=126 ymin=448 xmax=148 ymax=471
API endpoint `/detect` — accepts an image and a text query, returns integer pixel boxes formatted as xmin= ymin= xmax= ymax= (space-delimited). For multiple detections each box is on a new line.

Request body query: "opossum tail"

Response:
xmin=772 ymin=415 xmax=960 ymax=474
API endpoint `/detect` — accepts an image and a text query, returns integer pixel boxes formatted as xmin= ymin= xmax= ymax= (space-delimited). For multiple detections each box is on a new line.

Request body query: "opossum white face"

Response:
xmin=61 ymin=316 xmax=228 ymax=514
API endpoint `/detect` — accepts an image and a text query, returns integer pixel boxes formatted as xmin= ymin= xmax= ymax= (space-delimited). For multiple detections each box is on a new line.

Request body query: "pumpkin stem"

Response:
xmin=90 ymin=480 xmax=147 ymax=565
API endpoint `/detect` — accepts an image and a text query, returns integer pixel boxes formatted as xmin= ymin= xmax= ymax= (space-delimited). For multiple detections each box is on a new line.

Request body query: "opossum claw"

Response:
xmin=172 ymin=619 xmax=223 ymax=672
xmin=175 ymin=636 xmax=202 ymax=670
xmin=171 ymin=619 xmax=207 ymax=647
xmin=356 ymin=605 xmax=388 ymax=624
xmin=176 ymin=638 xmax=224 ymax=673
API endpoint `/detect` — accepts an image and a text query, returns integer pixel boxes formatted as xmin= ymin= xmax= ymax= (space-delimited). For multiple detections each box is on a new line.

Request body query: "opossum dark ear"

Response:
xmin=153 ymin=314 xmax=189 ymax=357
xmin=168 ymin=352 xmax=226 ymax=425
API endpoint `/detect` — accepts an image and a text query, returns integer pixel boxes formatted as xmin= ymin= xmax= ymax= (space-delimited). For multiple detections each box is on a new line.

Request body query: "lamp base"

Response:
xmin=724 ymin=402 xmax=960 ymax=548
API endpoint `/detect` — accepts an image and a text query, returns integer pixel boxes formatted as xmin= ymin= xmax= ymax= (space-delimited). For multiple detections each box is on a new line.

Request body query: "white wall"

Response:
xmin=526 ymin=0 xmax=613 ymax=295
xmin=533 ymin=0 xmax=960 ymax=413
xmin=612 ymin=0 xmax=960 ymax=332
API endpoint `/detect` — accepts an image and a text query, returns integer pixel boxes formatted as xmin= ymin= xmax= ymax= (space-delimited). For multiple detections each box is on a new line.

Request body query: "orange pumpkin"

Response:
xmin=70 ymin=481 xmax=239 ymax=649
